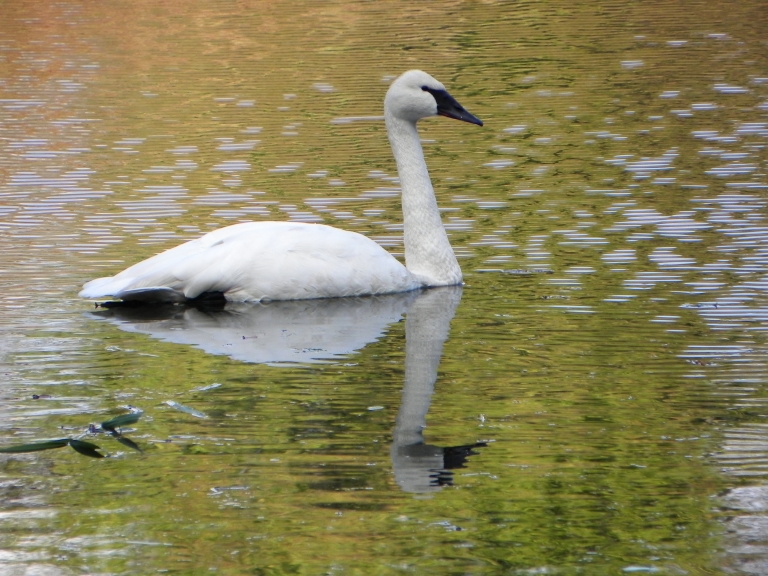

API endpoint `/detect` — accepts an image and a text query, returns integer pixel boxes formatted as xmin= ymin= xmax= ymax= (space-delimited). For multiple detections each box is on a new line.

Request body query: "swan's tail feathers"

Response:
xmin=79 ymin=276 xmax=127 ymax=299
xmin=79 ymin=277 xmax=185 ymax=303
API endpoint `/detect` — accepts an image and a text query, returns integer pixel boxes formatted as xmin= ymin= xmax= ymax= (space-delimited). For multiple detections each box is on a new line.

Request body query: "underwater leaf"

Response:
xmin=101 ymin=412 xmax=142 ymax=432
xmin=69 ymin=439 xmax=105 ymax=458
xmin=116 ymin=436 xmax=143 ymax=453
xmin=0 ymin=439 xmax=70 ymax=453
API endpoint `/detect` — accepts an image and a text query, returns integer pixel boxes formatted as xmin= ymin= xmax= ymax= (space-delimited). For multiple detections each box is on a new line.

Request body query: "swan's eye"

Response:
xmin=422 ymin=86 xmax=446 ymax=98
xmin=421 ymin=86 xmax=451 ymax=102
xmin=421 ymin=86 xmax=444 ymax=95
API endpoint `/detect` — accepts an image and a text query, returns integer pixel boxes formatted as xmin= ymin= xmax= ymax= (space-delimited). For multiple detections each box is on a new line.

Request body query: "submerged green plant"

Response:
xmin=0 ymin=411 xmax=143 ymax=459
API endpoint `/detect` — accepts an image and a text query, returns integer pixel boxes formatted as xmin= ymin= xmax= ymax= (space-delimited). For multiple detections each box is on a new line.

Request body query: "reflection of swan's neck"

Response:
xmin=392 ymin=288 xmax=461 ymax=446
xmin=385 ymin=113 xmax=462 ymax=286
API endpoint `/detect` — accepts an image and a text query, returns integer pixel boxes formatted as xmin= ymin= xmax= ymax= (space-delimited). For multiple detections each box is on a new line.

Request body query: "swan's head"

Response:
xmin=385 ymin=70 xmax=483 ymax=127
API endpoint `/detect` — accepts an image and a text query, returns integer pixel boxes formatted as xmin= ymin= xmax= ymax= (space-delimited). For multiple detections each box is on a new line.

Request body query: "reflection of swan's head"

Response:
xmin=385 ymin=69 xmax=483 ymax=126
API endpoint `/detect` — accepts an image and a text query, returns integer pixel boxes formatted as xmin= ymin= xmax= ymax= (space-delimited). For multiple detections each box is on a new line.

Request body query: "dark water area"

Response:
xmin=1 ymin=1 xmax=768 ymax=574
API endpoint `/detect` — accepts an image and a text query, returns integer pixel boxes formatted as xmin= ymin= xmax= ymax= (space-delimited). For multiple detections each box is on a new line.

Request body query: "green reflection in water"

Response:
xmin=2 ymin=0 xmax=768 ymax=574
xmin=6 ymin=285 xmax=725 ymax=574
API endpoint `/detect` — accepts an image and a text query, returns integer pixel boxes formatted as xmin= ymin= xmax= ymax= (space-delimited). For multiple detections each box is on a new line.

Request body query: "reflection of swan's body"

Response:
xmin=79 ymin=70 xmax=482 ymax=304
xmin=90 ymin=292 xmax=420 ymax=365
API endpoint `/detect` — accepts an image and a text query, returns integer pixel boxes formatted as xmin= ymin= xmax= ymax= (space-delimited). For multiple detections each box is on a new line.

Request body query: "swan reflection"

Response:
xmin=89 ymin=291 xmax=420 ymax=365
xmin=90 ymin=286 xmax=485 ymax=492
xmin=390 ymin=287 xmax=486 ymax=493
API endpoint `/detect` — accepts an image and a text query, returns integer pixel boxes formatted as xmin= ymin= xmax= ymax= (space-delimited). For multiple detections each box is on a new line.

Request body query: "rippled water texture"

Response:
xmin=2 ymin=1 xmax=768 ymax=574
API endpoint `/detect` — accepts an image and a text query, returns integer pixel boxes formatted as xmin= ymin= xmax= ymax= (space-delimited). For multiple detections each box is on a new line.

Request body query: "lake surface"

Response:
xmin=2 ymin=1 xmax=768 ymax=574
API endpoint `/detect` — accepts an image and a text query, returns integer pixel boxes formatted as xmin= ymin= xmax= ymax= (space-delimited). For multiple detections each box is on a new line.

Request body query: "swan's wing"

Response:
xmin=171 ymin=223 xmax=418 ymax=300
xmin=80 ymin=222 xmax=418 ymax=302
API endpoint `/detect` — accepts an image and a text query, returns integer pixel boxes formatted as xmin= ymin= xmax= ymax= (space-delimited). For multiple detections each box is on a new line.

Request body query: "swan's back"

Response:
xmin=80 ymin=222 xmax=419 ymax=302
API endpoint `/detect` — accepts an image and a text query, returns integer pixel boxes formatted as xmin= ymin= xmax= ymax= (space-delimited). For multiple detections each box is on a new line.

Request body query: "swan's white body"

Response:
xmin=80 ymin=70 xmax=482 ymax=303
xmin=81 ymin=221 xmax=419 ymax=302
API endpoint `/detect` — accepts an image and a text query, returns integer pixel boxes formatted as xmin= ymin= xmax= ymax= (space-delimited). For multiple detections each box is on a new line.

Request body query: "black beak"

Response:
xmin=423 ymin=86 xmax=483 ymax=127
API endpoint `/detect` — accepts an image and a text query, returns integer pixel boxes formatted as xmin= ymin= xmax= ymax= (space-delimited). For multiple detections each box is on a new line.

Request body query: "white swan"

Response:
xmin=79 ymin=70 xmax=482 ymax=303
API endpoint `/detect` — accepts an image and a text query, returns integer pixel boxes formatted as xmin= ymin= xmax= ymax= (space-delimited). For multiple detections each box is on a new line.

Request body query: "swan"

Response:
xmin=79 ymin=70 xmax=483 ymax=303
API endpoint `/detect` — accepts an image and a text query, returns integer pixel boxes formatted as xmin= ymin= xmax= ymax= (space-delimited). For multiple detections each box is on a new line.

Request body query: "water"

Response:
xmin=1 ymin=0 xmax=768 ymax=573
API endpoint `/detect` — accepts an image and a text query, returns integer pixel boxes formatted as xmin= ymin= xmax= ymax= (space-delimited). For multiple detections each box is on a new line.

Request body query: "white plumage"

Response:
xmin=79 ymin=70 xmax=482 ymax=303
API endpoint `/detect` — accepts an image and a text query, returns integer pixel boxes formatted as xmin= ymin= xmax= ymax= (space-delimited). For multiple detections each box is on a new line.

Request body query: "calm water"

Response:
xmin=2 ymin=1 xmax=768 ymax=574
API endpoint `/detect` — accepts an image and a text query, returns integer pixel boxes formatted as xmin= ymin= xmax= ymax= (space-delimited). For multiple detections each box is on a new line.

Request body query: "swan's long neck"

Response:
xmin=385 ymin=113 xmax=462 ymax=286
